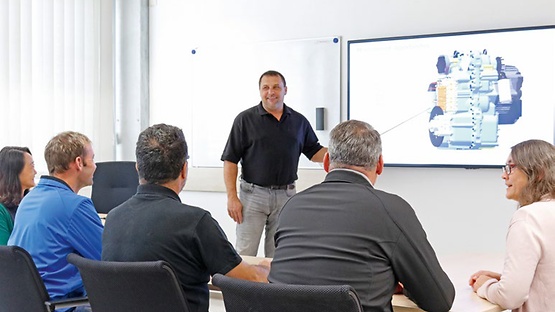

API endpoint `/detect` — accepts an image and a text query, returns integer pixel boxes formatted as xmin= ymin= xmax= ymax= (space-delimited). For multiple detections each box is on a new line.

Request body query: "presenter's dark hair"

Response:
xmin=136 ymin=123 xmax=188 ymax=184
xmin=0 ymin=147 xmax=31 ymax=207
xmin=259 ymin=70 xmax=286 ymax=88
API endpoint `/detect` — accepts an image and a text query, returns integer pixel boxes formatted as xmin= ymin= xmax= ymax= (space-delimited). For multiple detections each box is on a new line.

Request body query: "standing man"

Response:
xmin=221 ymin=70 xmax=327 ymax=257
xmin=103 ymin=124 xmax=269 ymax=312
xmin=9 ymin=131 xmax=102 ymax=311
xmin=269 ymin=120 xmax=455 ymax=312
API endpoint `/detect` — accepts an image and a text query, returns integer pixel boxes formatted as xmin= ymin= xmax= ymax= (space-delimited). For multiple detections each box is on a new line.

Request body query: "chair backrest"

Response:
xmin=211 ymin=273 xmax=364 ymax=312
xmin=0 ymin=245 xmax=53 ymax=312
xmin=67 ymin=253 xmax=190 ymax=312
xmin=91 ymin=161 xmax=139 ymax=213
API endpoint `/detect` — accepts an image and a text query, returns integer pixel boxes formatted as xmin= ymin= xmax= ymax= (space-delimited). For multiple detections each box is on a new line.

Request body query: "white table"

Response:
xmin=392 ymin=253 xmax=506 ymax=312
xmin=211 ymin=254 xmax=506 ymax=312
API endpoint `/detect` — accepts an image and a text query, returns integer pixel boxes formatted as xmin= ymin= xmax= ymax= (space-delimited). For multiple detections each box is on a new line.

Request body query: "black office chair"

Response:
xmin=211 ymin=273 xmax=364 ymax=312
xmin=0 ymin=246 xmax=88 ymax=312
xmin=67 ymin=253 xmax=190 ymax=312
xmin=91 ymin=161 xmax=139 ymax=214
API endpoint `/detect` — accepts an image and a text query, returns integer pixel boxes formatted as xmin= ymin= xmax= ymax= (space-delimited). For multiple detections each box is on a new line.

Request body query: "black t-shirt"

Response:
xmin=102 ymin=184 xmax=242 ymax=312
xmin=221 ymin=103 xmax=323 ymax=186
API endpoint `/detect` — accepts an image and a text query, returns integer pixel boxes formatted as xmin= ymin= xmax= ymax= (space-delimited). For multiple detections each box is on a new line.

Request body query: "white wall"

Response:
xmin=149 ymin=0 xmax=555 ymax=256
xmin=182 ymin=167 xmax=512 ymax=258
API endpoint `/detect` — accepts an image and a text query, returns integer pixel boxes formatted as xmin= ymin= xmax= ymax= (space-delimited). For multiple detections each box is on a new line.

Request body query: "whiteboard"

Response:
xmin=190 ymin=37 xmax=340 ymax=168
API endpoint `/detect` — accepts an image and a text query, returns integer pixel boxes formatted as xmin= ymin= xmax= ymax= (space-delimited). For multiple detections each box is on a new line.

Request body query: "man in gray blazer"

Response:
xmin=268 ymin=120 xmax=455 ymax=312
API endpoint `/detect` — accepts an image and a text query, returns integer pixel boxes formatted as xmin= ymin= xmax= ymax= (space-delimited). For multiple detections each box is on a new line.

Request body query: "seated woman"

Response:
xmin=469 ymin=139 xmax=555 ymax=311
xmin=0 ymin=147 xmax=36 ymax=245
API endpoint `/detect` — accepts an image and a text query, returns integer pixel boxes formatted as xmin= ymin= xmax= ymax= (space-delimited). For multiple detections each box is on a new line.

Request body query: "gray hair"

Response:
xmin=328 ymin=120 xmax=381 ymax=170
xmin=510 ymin=139 xmax=555 ymax=207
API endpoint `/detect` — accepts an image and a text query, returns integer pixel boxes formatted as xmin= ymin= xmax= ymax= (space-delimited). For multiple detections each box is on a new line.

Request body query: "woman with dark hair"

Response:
xmin=469 ymin=139 xmax=555 ymax=311
xmin=0 ymin=146 xmax=36 ymax=245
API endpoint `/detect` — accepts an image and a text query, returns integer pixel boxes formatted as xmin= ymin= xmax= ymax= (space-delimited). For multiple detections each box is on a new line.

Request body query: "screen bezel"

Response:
xmin=347 ymin=25 xmax=555 ymax=168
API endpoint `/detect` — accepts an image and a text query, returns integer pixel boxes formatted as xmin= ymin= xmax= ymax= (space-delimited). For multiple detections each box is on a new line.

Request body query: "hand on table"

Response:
xmin=469 ymin=270 xmax=500 ymax=292
xmin=257 ymin=259 xmax=272 ymax=270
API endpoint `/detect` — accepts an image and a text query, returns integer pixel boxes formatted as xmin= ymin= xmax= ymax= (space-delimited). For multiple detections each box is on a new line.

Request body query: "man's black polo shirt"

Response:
xmin=102 ymin=184 xmax=242 ymax=312
xmin=221 ymin=102 xmax=323 ymax=186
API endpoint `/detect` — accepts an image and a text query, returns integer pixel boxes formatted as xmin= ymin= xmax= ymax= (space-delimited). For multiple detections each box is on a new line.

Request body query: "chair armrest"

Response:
xmin=45 ymin=296 xmax=89 ymax=311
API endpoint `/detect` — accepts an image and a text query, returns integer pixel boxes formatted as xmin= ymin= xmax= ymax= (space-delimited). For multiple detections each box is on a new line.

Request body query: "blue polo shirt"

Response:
xmin=8 ymin=176 xmax=103 ymax=306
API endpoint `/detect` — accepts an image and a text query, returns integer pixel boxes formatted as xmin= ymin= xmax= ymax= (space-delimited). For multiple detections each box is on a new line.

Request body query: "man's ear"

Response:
xmin=323 ymin=152 xmax=331 ymax=173
xmin=74 ymin=156 xmax=84 ymax=171
xmin=376 ymin=155 xmax=384 ymax=175
xmin=181 ymin=161 xmax=188 ymax=180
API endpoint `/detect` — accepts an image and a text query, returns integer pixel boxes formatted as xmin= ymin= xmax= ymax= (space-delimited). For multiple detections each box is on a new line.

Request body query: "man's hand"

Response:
xmin=394 ymin=282 xmax=404 ymax=294
xmin=227 ymin=195 xmax=243 ymax=224
xmin=257 ymin=259 xmax=272 ymax=270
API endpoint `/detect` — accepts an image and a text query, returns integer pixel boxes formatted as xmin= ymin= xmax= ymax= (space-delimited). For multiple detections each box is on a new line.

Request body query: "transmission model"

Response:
xmin=427 ymin=50 xmax=523 ymax=149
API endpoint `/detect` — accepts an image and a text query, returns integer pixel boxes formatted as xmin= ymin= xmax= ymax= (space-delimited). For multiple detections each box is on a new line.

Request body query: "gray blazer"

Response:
xmin=269 ymin=169 xmax=455 ymax=312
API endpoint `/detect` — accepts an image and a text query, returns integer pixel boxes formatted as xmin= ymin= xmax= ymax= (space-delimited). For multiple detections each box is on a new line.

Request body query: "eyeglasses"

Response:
xmin=502 ymin=163 xmax=516 ymax=175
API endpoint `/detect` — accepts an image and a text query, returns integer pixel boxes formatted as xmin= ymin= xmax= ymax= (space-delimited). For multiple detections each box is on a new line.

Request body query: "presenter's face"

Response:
xmin=259 ymin=75 xmax=287 ymax=112
xmin=502 ymin=156 xmax=528 ymax=202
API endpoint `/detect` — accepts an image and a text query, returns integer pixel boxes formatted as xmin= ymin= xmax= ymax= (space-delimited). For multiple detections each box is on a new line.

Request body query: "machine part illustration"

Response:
xmin=428 ymin=50 xmax=523 ymax=149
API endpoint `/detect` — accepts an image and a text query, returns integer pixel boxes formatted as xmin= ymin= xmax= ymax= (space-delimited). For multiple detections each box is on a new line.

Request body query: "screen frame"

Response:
xmin=347 ymin=25 xmax=555 ymax=169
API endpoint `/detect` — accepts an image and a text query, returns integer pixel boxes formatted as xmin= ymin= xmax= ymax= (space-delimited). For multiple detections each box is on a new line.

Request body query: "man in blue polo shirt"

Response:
xmin=9 ymin=131 xmax=103 ymax=312
xmin=221 ymin=70 xmax=327 ymax=257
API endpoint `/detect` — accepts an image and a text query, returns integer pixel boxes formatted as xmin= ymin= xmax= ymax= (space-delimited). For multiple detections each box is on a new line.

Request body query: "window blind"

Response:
xmin=0 ymin=0 xmax=103 ymax=174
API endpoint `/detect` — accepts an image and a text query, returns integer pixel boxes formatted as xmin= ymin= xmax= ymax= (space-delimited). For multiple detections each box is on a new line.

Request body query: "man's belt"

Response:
xmin=265 ymin=184 xmax=295 ymax=190
xmin=250 ymin=182 xmax=295 ymax=190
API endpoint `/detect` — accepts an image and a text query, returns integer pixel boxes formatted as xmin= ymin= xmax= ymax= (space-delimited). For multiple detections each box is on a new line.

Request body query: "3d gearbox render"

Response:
xmin=428 ymin=49 xmax=523 ymax=149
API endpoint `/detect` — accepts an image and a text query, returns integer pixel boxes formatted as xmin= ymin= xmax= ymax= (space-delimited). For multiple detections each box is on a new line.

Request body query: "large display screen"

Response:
xmin=348 ymin=25 xmax=555 ymax=167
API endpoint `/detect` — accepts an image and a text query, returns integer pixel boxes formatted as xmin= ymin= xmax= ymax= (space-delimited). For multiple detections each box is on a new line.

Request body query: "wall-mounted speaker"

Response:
xmin=316 ymin=107 xmax=325 ymax=130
